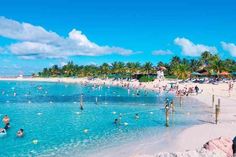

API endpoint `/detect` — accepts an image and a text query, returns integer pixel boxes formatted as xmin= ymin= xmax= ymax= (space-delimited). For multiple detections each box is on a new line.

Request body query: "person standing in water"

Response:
xmin=114 ymin=119 xmax=119 ymax=125
xmin=2 ymin=115 xmax=10 ymax=125
xmin=2 ymin=115 xmax=10 ymax=130
xmin=80 ymin=94 xmax=84 ymax=110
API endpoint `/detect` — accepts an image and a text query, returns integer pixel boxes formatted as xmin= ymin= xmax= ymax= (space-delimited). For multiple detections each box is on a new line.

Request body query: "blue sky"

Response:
xmin=0 ymin=0 xmax=236 ymax=76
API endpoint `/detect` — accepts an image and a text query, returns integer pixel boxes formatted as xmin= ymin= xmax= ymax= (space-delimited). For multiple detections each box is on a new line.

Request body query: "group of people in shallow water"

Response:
xmin=0 ymin=115 xmax=24 ymax=137
xmin=114 ymin=113 xmax=140 ymax=126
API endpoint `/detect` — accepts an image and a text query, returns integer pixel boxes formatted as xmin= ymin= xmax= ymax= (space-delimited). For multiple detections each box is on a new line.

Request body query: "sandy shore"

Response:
xmin=0 ymin=77 xmax=235 ymax=156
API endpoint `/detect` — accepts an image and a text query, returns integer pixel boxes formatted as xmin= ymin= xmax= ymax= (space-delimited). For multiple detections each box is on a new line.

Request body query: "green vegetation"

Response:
xmin=139 ymin=76 xmax=155 ymax=82
xmin=37 ymin=52 xmax=236 ymax=80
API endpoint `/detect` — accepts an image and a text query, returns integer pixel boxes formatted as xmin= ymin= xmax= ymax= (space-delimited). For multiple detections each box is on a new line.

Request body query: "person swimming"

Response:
xmin=80 ymin=104 xmax=84 ymax=110
xmin=17 ymin=129 xmax=24 ymax=137
xmin=4 ymin=123 xmax=10 ymax=130
xmin=2 ymin=115 xmax=10 ymax=125
xmin=135 ymin=113 xmax=140 ymax=119
xmin=114 ymin=118 xmax=119 ymax=125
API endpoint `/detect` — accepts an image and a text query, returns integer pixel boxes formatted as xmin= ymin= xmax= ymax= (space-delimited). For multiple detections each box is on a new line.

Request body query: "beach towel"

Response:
xmin=203 ymin=137 xmax=233 ymax=157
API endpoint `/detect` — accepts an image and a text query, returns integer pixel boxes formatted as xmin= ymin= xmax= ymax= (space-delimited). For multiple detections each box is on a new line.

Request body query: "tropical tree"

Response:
xmin=189 ymin=59 xmax=201 ymax=72
xmin=111 ymin=61 xmax=125 ymax=78
xmin=172 ymin=63 xmax=190 ymax=80
xmin=200 ymin=51 xmax=213 ymax=66
xmin=100 ymin=63 xmax=110 ymax=78
xmin=209 ymin=60 xmax=226 ymax=76
xmin=37 ymin=51 xmax=234 ymax=81
xmin=143 ymin=62 xmax=153 ymax=77
xmin=126 ymin=62 xmax=141 ymax=78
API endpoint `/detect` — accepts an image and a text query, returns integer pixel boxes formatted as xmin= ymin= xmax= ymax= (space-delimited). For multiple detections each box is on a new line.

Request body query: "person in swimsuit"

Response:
xmin=2 ymin=115 xmax=10 ymax=125
xmin=4 ymin=123 xmax=10 ymax=130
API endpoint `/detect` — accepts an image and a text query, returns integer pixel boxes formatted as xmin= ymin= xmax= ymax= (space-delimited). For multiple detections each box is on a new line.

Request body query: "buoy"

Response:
xmin=75 ymin=112 xmax=80 ymax=115
xmin=37 ymin=113 xmax=42 ymax=116
xmin=32 ymin=139 xmax=38 ymax=144
xmin=112 ymin=111 xmax=116 ymax=115
xmin=124 ymin=122 xmax=129 ymax=126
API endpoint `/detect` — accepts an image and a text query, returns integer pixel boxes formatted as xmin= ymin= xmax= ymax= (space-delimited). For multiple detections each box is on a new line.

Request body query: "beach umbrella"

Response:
xmin=220 ymin=71 xmax=229 ymax=75
xmin=159 ymin=66 xmax=166 ymax=70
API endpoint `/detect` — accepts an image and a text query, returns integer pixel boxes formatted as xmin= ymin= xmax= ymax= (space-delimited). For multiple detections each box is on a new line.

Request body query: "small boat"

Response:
xmin=0 ymin=129 xmax=7 ymax=137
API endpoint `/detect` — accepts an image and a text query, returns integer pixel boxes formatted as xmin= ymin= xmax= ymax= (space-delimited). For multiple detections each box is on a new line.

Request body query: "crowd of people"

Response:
xmin=176 ymin=85 xmax=201 ymax=96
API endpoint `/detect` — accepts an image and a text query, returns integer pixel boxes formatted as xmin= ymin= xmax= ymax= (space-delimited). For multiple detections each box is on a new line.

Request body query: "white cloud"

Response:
xmin=174 ymin=37 xmax=217 ymax=56
xmin=60 ymin=61 xmax=67 ymax=67
xmin=0 ymin=17 xmax=61 ymax=44
xmin=0 ymin=16 xmax=134 ymax=59
xmin=152 ymin=49 xmax=173 ymax=55
xmin=221 ymin=41 xmax=236 ymax=57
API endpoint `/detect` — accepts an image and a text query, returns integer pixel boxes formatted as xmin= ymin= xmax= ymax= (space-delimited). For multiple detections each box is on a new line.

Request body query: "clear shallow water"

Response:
xmin=0 ymin=81 xmax=210 ymax=157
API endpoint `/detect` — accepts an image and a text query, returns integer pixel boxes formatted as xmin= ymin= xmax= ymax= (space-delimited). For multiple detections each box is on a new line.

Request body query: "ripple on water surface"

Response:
xmin=0 ymin=81 xmax=210 ymax=156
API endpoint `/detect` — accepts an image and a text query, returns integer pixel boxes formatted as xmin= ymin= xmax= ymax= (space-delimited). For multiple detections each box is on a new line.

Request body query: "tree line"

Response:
xmin=37 ymin=51 xmax=236 ymax=80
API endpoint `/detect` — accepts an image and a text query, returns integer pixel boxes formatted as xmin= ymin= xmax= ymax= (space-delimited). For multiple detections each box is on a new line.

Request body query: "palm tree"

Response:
xmin=62 ymin=61 xmax=76 ymax=77
xmin=100 ymin=63 xmax=110 ymax=78
xmin=51 ymin=65 xmax=60 ymax=77
xmin=111 ymin=62 xmax=125 ymax=78
xmin=170 ymin=56 xmax=181 ymax=72
xmin=200 ymin=51 xmax=213 ymax=66
xmin=143 ymin=62 xmax=153 ymax=77
xmin=126 ymin=62 xmax=141 ymax=79
xmin=223 ymin=59 xmax=236 ymax=72
xmin=190 ymin=59 xmax=201 ymax=72
xmin=172 ymin=64 xmax=190 ymax=80
xmin=171 ymin=56 xmax=181 ymax=65
xmin=209 ymin=60 xmax=226 ymax=76
xmin=132 ymin=62 xmax=141 ymax=78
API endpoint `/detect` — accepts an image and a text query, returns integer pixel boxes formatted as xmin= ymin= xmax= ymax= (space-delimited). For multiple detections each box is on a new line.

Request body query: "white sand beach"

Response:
xmin=0 ymin=77 xmax=235 ymax=157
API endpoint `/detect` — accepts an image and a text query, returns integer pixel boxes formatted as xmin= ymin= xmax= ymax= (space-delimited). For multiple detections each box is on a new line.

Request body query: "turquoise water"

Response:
xmin=0 ymin=81 xmax=209 ymax=157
